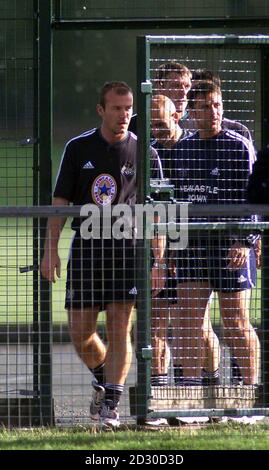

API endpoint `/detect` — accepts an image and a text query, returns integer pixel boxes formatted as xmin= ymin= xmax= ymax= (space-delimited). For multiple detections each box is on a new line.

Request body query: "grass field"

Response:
xmin=0 ymin=221 xmax=74 ymax=324
xmin=0 ymin=423 xmax=269 ymax=450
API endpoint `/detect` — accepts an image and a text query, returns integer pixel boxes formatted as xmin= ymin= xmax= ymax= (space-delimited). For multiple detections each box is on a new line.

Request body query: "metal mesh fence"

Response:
xmin=0 ymin=1 xmax=37 ymax=426
xmin=0 ymin=209 xmax=268 ymax=427
xmin=2 ymin=1 xmax=269 ymax=428
xmin=150 ymin=44 xmax=260 ymax=147
xmin=0 ymin=211 xmax=139 ymax=427
xmin=133 ymin=35 xmax=269 ymax=423
xmin=0 ymin=0 xmax=35 ymax=206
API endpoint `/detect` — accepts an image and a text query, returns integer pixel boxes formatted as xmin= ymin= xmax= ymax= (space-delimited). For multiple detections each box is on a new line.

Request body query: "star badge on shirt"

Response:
xmin=92 ymin=174 xmax=117 ymax=205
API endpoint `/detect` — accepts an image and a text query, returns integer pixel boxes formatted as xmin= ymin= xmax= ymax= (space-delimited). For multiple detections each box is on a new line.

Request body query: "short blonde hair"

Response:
xmin=156 ymin=62 xmax=192 ymax=86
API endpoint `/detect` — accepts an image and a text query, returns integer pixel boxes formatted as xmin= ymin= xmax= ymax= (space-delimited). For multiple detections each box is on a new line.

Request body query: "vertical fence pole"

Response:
xmin=260 ymin=50 xmax=269 ymax=407
xmin=32 ymin=0 xmax=40 ymax=402
xmin=38 ymin=0 xmax=53 ymax=425
xmin=53 ymin=0 xmax=61 ymax=21
xmin=262 ymin=232 xmax=269 ymax=407
xmin=135 ymin=36 xmax=152 ymax=423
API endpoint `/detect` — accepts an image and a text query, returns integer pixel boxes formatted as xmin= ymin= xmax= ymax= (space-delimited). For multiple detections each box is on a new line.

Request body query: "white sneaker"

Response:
xmin=90 ymin=380 xmax=105 ymax=421
xmin=220 ymin=416 xmax=265 ymax=424
xmin=99 ymin=401 xmax=120 ymax=429
xmin=176 ymin=416 xmax=210 ymax=424
xmin=145 ymin=417 xmax=168 ymax=426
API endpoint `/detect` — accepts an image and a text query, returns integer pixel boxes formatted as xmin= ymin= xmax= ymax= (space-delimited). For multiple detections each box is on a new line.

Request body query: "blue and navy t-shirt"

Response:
xmin=172 ymin=129 xmax=255 ymax=206
xmin=171 ymin=129 xmax=258 ymax=249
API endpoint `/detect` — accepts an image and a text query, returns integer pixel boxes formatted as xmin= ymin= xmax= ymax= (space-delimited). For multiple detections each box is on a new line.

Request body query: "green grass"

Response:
xmin=0 ymin=143 xmax=68 ymax=323
xmin=0 ymin=423 xmax=269 ymax=450
xmin=0 ymin=142 xmax=62 ymax=206
xmin=0 ymin=222 xmax=75 ymax=324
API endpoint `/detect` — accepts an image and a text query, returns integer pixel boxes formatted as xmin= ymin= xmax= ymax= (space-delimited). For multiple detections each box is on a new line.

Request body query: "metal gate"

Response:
xmin=2 ymin=1 xmax=269 ymax=428
xmin=134 ymin=35 xmax=269 ymax=423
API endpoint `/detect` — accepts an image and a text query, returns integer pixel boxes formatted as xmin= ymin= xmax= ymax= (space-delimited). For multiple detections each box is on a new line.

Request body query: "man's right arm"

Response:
xmin=40 ymin=197 xmax=69 ymax=283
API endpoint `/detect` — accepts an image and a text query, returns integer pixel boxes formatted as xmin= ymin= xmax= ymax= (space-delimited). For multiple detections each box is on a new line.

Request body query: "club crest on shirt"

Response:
xmin=121 ymin=161 xmax=135 ymax=177
xmin=91 ymin=174 xmax=117 ymax=205
xmin=210 ymin=167 xmax=220 ymax=176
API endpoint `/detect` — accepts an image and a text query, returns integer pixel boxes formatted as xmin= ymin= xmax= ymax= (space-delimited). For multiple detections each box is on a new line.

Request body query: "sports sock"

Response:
xmin=201 ymin=368 xmax=220 ymax=385
xmin=173 ymin=364 xmax=183 ymax=385
xmin=230 ymin=357 xmax=243 ymax=385
xmin=182 ymin=377 xmax=202 ymax=386
xmin=90 ymin=362 xmax=105 ymax=385
xmin=104 ymin=383 xmax=124 ymax=410
xmin=151 ymin=374 xmax=168 ymax=386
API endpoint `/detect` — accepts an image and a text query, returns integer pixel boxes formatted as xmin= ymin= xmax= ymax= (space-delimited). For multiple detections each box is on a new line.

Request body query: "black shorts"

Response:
xmin=65 ymin=233 xmax=137 ymax=310
xmin=175 ymin=237 xmax=256 ymax=292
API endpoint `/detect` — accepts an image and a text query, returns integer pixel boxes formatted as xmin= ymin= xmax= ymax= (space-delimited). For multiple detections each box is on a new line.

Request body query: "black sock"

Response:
xmin=104 ymin=383 xmax=124 ymax=410
xmin=230 ymin=357 xmax=243 ymax=384
xmin=201 ymin=368 xmax=220 ymax=385
xmin=174 ymin=364 xmax=183 ymax=385
xmin=182 ymin=377 xmax=202 ymax=386
xmin=90 ymin=362 xmax=105 ymax=386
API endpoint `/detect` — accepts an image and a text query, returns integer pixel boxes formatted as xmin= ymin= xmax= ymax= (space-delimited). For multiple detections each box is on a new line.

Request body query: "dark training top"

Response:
xmin=171 ymin=129 xmax=259 ymax=247
xmin=172 ymin=129 xmax=255 ymax=205
xmin=128 ymin=114 xmax=138 ymax=135
xmin=54 ymin=128 xmax=162 ymax=229
xmin=152 ymin=129 xmax=190 ymax=181
xmin=247 ymin=147 xmax=269 ymax=204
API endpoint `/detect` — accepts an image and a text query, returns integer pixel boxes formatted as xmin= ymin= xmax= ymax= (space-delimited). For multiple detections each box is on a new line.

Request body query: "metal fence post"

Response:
xmin=135 ymin=36 xmax=152 ymax=423
xmin=38 ymin=0 xmax=53 ymax=425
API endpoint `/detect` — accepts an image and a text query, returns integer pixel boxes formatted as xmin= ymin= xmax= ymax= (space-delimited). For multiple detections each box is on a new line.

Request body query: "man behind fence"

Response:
xmin=150 ymin=93 xmax=221 ymax=392
xmin=128 ymin=61 xmax=192 ymax=135
xmin=41 ymin=81 xmax=165 ymax=428
xmin=171 ymin=81 xmax=260 ymax=386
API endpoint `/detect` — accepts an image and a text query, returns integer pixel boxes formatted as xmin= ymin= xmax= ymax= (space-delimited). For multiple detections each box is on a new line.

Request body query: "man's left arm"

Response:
xmin=228 ymin=143 xmax=260 ymax=269
xmin=151 ymin=225 xmax=166 ymax=297
xmin=150 ymin=146 xmax=166 ymax=295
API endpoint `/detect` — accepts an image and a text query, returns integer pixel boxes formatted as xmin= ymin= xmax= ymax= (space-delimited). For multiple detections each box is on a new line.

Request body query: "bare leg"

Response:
xmin=219 ymin=289 xmax=260 ymax=384
xmin=171 ymin=282 xmax=212 ymax=379
xmin=202 ymin=302 xmax=221 ymax=373
xmin=105 ymin=301 xmax=134 ymax=385
xmin=68 ymin=307 xmax=106 ymax=369
xmin=151 ymin=298 xmax=170 ymax=376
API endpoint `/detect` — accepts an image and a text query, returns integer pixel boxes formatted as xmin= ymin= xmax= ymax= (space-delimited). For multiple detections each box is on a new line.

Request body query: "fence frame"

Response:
xmin=15 ymin=4 xmax=269 ymax=426
xmin=136 ymin=34 xmax=269 ymax=421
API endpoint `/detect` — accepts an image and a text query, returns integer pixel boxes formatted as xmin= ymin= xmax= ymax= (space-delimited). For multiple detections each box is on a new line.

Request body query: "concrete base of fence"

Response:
xmin=151 ymin=385 xmax=258 ymax=409
xmin=129 ymin=385 xmax=259 ymax=416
